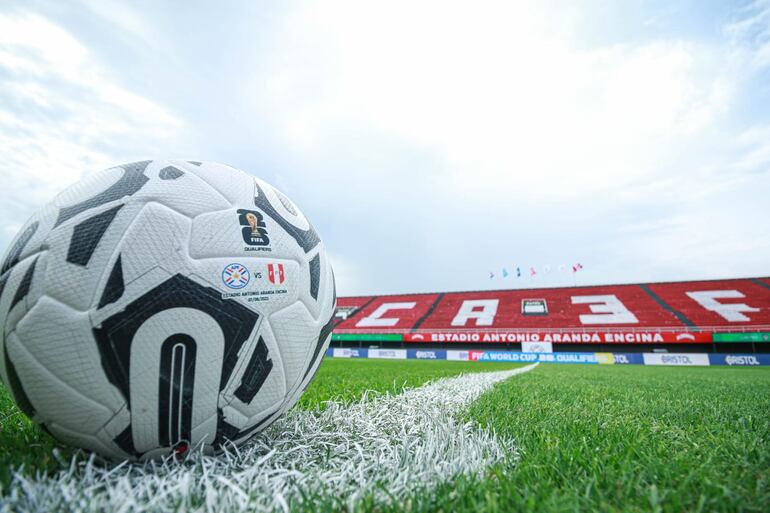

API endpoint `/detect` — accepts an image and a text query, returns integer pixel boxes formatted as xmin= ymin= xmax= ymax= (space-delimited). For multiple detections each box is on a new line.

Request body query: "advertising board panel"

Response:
xmin=367 ymin=348 xmax=407 ymax=360
xmin=407 ymin=349 xmax=447 ymax=360
xmin=522 ymin=341 xmax=553 ymax=353
xmin=708 ymin=354 xmax=770 ymax=366
xmin=642 ymin=353 xmax=710 ymax=366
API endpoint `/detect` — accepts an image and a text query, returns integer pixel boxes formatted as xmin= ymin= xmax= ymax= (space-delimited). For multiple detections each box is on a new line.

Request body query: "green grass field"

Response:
xmin=408 ymin=364 xmax=770 ymax=513
xmin=2 ymin=359 xmax=769 ymax=512
xmin=298 ymin=358 xmax=525 ymax=407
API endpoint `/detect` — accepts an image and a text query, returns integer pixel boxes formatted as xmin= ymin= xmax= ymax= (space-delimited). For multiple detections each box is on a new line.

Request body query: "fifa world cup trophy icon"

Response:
xmin=246 ymin=212 xmax=259 ymax=234
xmin=238 ymin=209 xmax=269 ymax=246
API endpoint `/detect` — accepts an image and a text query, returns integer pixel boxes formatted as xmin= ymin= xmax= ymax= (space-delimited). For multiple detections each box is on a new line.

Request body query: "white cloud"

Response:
xmin=75 ymin=0 xmax=162 ymax=49
xmin=611 ymin=198 xmax=770 ymax=280
xmin=264 ymin=0 xmax=738 ymax=200
xmin=0 ymin=12 xmax=182 ymax=246
xmin=724 ymin=0 xmax=770 ymax=69
xmin=1 ymin=1 xmax=768 ymax=294
xmin=250 ymin=0 xmax=770 ymax=293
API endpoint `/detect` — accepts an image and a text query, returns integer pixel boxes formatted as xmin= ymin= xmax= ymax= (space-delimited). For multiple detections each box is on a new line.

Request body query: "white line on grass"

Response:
xmin=3 ymin=363 xmax=538 ymax=512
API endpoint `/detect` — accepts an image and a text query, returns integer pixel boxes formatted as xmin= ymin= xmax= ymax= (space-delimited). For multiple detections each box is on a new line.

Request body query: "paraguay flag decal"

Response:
xmin=222 ymin=263 xmax=250 ymax=289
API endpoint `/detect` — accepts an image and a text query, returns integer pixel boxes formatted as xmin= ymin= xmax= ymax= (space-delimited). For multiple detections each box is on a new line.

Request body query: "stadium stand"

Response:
xmin=333 ymin=278 xmax=770 ymax=353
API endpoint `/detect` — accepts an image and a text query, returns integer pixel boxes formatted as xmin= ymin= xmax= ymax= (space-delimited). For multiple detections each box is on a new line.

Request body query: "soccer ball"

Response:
xmin=0 ymin=160 xmax=336 ymax=460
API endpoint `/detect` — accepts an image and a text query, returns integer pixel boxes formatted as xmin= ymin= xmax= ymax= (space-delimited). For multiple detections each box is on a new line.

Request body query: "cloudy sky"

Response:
xmin=1 ymin=0 xmax=769 ymax=295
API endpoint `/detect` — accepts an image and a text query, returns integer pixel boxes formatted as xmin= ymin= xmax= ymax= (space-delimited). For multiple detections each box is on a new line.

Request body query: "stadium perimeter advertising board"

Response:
xmin=326 ymin=348 xmax=770 ymax=366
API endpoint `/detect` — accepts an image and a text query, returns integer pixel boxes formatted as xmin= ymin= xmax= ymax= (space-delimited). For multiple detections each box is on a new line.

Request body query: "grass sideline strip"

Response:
xmin=0 ymin=358 xmax=523 ymax=489
xmin=1 ymin=364 xmax=536 ymax=512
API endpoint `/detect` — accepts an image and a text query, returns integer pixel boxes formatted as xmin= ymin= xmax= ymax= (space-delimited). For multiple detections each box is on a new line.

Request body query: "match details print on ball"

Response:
xmin=0 ymin=160 xmax=336 ymax=461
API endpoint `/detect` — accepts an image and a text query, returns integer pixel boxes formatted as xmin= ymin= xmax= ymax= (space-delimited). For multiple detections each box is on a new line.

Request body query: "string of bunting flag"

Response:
xmin=489 ymin=263 xmax=583 ymax=280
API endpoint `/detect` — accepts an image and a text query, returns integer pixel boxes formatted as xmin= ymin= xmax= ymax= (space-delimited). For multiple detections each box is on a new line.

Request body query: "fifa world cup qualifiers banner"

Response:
xmin=469 ymin=351 xmax=602 ymax=363
xmin=403 ymin=331 xmax=713 ymax=343
xmin=466 ymin=351 xmax=644 ymax=364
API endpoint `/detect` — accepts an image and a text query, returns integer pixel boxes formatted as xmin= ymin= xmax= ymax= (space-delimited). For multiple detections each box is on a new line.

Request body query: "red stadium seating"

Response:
xmin=647 ymin=279 xmax=770 ymax=328
xmin=333 ymin=278 xmax=770 ymax=343
xmin=335 ymin=294 xmax=440 ymax=331
xmin=419 ymin=285 xmax=685 ymax=329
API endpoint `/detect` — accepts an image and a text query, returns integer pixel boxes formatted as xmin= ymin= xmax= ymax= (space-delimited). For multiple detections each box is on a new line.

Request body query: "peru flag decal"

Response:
xmin=267 ymin=263 xmax=285 ymax=284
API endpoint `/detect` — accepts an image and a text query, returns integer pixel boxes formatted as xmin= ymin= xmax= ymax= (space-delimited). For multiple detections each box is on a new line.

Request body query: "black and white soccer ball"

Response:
xmin=0 ymin=160 xmax=336 ymax=460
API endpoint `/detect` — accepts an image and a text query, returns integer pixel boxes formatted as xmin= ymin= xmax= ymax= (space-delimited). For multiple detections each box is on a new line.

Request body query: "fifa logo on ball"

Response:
xmin=237 ymin=209 xmax=270 ymax=246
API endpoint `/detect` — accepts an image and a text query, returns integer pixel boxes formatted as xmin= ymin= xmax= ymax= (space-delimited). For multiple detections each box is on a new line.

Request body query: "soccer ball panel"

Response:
xmin=6 ymin=330 xmax=115 ymax=433
xmin=219 ymin=319 xmax=287 ymax=424
xmin=188 ymin=207 xmax=315 ymax=263
xmin=220 ymin=333 xmax=286 ymax=433
xmin=114 ymin=203 xmax=190 ymax=286
xmin=1 ymin=254 xmax=44 ymax=348
xmin=189 ymin=256 xmax=301 ymax=314
xmin=139 ymin=161 xmax=234 ymax=218
xmin=42 ymin=203 xmax=142 ymax=312
xmin=128 ymin=307 xmax=226 ymax=454
xmin=268 ymin=301 xmax=326 ymax=401
xmin=254 ymin=179 xmax=314 ymax=233
xmin=15 ymin=297 xmax=124 ymax=415
xmin=297 ymin=246 xmax=334 ymax=321
xmin=185 ymin=162 xmax=258 ymax=206
xmin=0 ymin=207 xmax=53 ymax=277
xmin=49 ymin=164 xmax=133 ymax=224
xmin=47 ymin=422 xmax=121 ymax=458
xmin=188 ymin=210 xmax=249 ymax=259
